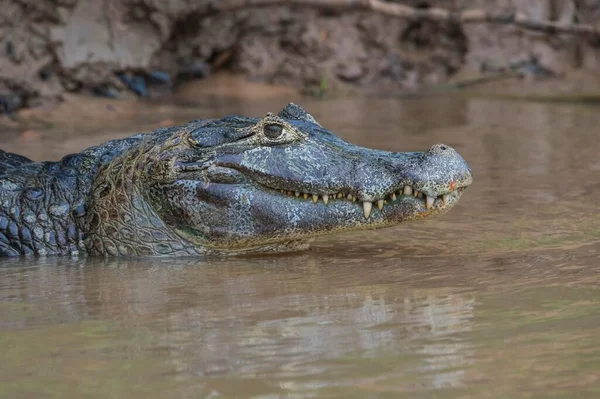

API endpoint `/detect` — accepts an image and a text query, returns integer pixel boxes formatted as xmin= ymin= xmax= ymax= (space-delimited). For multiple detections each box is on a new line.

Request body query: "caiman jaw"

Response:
xmin=273 ymin=184 xmax=467 ymax=219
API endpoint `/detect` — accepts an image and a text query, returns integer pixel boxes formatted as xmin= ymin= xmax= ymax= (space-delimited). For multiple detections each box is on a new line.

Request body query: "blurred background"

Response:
xmin=1 ymin=0 xmax=600 ymax=115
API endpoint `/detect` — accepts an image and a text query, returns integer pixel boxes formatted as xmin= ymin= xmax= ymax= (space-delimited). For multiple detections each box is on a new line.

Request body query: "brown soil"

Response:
xmin=0 ymin=1 xmax=599 ymax=113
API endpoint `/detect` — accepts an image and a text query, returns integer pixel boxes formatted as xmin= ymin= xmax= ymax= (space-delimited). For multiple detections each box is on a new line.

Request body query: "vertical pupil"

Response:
xmin=265 ymin=124 xmax=283 ymax=138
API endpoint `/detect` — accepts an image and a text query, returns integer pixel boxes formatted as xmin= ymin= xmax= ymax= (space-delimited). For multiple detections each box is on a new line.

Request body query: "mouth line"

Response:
xmin=192 ymin=165 xmax=468 ymax=219
xmin=266 ymin=184 xmax=467 ymax=219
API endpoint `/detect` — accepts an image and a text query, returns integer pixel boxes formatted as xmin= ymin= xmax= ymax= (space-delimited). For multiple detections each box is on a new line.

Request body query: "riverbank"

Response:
xmin=3 ymin=69 xmax=600 ymax=138
xmin=2 ymin=1 xmax=600 ymax=115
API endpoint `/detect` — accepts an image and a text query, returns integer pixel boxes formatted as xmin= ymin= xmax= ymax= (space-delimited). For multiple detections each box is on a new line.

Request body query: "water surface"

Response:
xmin=1 ymin=92 xmax=600 ymax=398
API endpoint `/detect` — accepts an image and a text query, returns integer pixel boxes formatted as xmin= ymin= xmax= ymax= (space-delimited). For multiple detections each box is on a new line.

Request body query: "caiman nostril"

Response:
xmin=429 ymin=143 xmax=452 ymax=153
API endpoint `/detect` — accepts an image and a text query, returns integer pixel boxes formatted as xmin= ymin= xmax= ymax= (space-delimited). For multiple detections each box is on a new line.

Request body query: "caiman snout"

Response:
xmin=335 ymin=142 xmax=472 ymax=218
xmin=420 ymin=143 xmax=473 ymax=193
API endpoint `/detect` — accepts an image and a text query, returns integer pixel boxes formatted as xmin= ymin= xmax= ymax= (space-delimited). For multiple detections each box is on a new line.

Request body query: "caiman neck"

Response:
xmin=0 ymin=152 xmax=90 ymax=257
xmin=82 ymin=149 xmax=202 ymax=257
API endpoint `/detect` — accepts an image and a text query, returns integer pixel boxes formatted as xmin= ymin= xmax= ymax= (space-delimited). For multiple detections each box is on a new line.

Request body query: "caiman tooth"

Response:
xmin=426 ymin=195 xmax=435 ymax=210
xmin=442 ymin=194 xmax=448 ymax=205
xmin=414 ymin=190 xmax=419 ymax=197
xmin=363 ymin=201 xmax=373 ymax=219
xmin=404 ymin=186 xmax=413 ymax=195
xmin=303 ymin=193 xmax=309 ymax=199
xmin=322 ymin=194 xmax=329 ymax=205
xmin=347 ymin=194 xmax=354 ymax=201
xmin=377 ymin=199 xmax=384 ymax=210
xmin=391 ymin=193 xmax=397 ymax=200
xmin=337 ymin=193 xmax=343 ymax=199
xmin=312 ymin=194 xmax=319 ymax=203
xmin=295 ymin=191 xmax=300 ymax=197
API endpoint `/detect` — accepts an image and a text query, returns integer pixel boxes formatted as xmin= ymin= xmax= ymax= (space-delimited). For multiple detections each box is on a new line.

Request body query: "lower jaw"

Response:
xmin=202 ymin=238 xmax=314 ymax=256
xmin=175 ymin=186 xmax=466 ymax=254
xmin=195 ymin=194 xmax=463 ymax=254
xmin=199 ymin=205 xmax=438 ymax=255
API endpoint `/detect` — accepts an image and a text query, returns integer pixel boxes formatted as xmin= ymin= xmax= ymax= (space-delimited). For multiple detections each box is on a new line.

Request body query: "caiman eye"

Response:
xmin=264 ymin=123 xmax=285 ymax=139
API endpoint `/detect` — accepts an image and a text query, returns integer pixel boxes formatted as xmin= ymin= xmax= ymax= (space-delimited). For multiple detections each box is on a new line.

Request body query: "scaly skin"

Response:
xmin=0 ymin=104 xmax=472 ymax=257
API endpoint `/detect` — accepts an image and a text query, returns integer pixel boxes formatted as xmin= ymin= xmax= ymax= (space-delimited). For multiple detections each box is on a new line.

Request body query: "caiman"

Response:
xmin=0 ymin=103 xmax=472 ymax=257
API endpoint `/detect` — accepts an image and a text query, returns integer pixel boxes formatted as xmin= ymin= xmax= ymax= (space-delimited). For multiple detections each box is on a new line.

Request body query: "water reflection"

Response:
xmin=2 ymin=244 xmax=599 ymax=398
xmin=1 ymin=254 xmax=479 ymax=395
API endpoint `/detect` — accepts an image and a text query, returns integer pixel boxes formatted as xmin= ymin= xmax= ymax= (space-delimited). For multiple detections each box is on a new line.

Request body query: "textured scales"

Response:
xmin=0 ymin=104 xmax=472 ymax=257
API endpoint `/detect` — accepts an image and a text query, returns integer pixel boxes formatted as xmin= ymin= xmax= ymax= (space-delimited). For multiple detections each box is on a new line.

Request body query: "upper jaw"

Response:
xmin=269 ymin=181 xmax=468 ymax=220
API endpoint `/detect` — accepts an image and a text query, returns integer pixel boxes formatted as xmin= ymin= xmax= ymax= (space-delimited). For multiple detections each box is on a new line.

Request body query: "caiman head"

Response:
xmin=85 ymin=103 xmax=472 ymax=256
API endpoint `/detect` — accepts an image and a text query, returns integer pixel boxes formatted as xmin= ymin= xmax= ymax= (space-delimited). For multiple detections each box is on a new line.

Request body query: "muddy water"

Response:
xmin=1 ymin=91 xmax=600 ymax=398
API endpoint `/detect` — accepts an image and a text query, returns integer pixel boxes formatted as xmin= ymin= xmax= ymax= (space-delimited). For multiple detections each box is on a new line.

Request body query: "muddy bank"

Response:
xmin=0 ymin=73 xmax=299 ymax=130
xmin=1 ymin=0 xmax=599 ymax=112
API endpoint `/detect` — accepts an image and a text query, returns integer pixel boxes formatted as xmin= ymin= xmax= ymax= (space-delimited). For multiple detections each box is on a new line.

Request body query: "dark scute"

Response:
xmin=7 ymin=222 xmax=18 ymax=238
xmin=219 ymin=115 xmax=257 ymax=128
xmin=20 ymin=227 xmax=32 ymax=243
xmin=25 ymin=187 xmax=44 ymax=201
xmin=46 ymin=163 xmax=61 ymax=175
xmin=188 ymin=125 xmax=255 ymax=148
xmin=156 ymin=243 xmax=173 ymax=254
xmin=67 ymin=224 xmax=77 ymax=240
xmin=57 ymin=231 xmax=67 ymax=246
xmin=60 ymin=154 xmax=84 ymax=169
xmin=9 ymin=239 xmax=21 ymax=252
xmin=73 ymin=203 xmax=86 ymax=217
xmin=0 ymin=149 xmax=33 ymax=169
xmin=278 ymin=103 xmax=319 ymax=125
xmin=149 ymin=215 xmax=163 ymax=229
xmin=1 ymin=244 xmax=19 ymax=257
xmin=152 ymin=231 xmax=168 ymax=241
xmin=45 ymin=231 xmax=57 ymax=246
